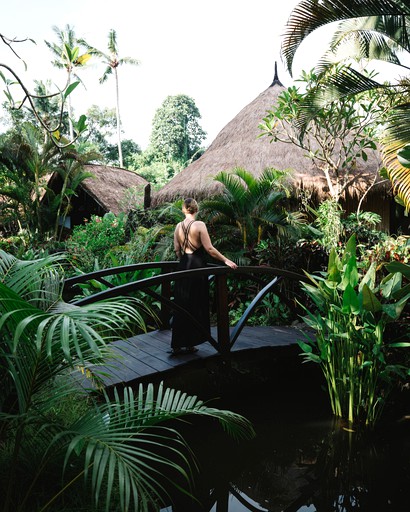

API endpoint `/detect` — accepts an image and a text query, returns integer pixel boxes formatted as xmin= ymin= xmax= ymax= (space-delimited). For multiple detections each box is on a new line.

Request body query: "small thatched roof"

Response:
xmin=153 ymin=67 xmax=385 ymax=206
xmin=81 ymin=165 xmax=149 ymax=214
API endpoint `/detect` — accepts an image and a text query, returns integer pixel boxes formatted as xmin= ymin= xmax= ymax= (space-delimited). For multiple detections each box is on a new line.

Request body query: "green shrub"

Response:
xmin=0 ymin=235 xmax=27 ymax=256
xmin=66 ymin=213 xmax=127 ymax=272
xmin=228 ymin=293 xmax=291 ymax=326
xmin=255 ymin=229 xmax=328 ymax=275
xmin=364 ymin=234 xmax=410 ymax=268
xmin=342 ymin=211 xmax=387 ymax=259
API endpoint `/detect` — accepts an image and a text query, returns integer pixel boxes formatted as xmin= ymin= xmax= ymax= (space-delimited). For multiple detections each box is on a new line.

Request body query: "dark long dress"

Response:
xmin=171 ymin=221 xmax=211 ymax=350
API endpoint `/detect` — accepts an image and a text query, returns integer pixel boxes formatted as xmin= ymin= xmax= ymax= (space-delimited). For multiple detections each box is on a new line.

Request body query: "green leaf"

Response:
xmin=340 ymin=255 xmax=359 ymax=290
xmin=76 ymin=114 xmax=87 ymax=133
xmin=382 ymin=300 xmax=408 ymax=320
xmin=359 ymin=262 xmax=376 ymax=292
xmin=298 ymin=340 xmax=313 ymax=353
xmin=379 ymin=167 xmax=389 ymax=179
xmin=380 ymin=271 xmax=402 ymax=300
xmin=393 ymin=282 xmax=410 ymax=301
xmin=64 ymin=81 xmax=80 ymax=99
xmin=361 ymin=283 xmax=382 ymax=313
xmin=385 ymin=261 xmax=410 ymax=280
xmin=327 ymin=248 xmax=341 ymax=283
xmin=342 ymin=234 xmax=356 ymax=265
xmin=342 ymin=283 xmax=360 ymax=314
xmin=397 ymin=145 xmax=410 ymax=168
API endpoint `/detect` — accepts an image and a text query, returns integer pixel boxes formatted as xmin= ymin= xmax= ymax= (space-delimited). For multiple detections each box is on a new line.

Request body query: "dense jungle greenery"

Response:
xmin=1 ymin=1 xmax=410 ymax=509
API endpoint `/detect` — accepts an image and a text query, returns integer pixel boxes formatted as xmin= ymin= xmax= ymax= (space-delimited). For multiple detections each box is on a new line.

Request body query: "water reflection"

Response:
xmin=161 ymin=406 xmax=410 ymax=512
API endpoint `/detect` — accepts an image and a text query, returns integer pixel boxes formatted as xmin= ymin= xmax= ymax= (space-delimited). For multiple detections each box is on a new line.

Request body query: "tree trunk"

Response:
xmin=115 ymin=68 xmax=123 ymax=168
xmin=67 ymin=69 xmax=74 ymax=141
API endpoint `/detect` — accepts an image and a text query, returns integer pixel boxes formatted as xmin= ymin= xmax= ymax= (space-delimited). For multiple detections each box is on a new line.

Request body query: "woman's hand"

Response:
xmin=224 ymin=259 xmax=238 ymax=269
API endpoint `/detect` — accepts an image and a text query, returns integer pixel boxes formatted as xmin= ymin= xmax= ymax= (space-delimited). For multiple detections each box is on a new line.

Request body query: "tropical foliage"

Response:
xmin=82 ymin=105 xmax=141 ymax=167
xmin=130 ymin=148 xmax=185 ymax=189
xmin=201 ymin=167 xmax=305 ymax=261
xmin=0 ymin=123 xmax=59 ymax=238
xmin=0 ymin=122 xmax=99 ymax=242
xmin=259 ymin=69 xmax=387 ymax=203
xmin=66 ymin=213 xmax=128 ymax=272
xmin=280 ymin=0 xmax=410 ymax=207
xmin=0 ymin=250 xmax=255 ymax=511
xmin=298 ymin=235 xmax=410 ymax=426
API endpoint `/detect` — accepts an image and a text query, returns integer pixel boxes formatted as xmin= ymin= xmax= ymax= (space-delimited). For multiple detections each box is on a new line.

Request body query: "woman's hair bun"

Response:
xmin=183 ymin=198 xmax=198 ymax=214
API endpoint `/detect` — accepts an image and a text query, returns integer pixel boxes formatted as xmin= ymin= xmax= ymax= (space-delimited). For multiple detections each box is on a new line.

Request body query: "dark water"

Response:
xmin=159 ymin=353 xmax=410 ymax=512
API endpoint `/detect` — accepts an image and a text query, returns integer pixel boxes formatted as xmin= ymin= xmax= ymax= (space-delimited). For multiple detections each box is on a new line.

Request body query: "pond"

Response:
xmin=159 ymin=350 xmax=410 ymax=512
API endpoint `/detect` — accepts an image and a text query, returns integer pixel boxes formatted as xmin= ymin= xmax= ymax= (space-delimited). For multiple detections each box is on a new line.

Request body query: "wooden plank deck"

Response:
xmin=84 ymin=325 xmax=304 ymax=389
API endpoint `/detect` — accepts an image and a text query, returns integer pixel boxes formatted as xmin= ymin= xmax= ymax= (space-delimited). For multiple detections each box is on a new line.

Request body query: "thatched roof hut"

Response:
xmin=80 ymin=165 xmax=149 ymax=215
xmin=152 ymin=66 xmax=387 ymax=214
xmin=47 ymin=165 xmax=149 ymax=228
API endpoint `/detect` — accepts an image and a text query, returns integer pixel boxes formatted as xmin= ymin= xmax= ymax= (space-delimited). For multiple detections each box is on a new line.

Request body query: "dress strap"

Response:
xmin=181 ymin=220 xmax=198 ymax=255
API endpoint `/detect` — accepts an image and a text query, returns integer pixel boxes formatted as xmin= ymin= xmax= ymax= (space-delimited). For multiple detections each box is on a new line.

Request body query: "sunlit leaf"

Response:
xmin=64 ymin=81 xmax=80 ymax=99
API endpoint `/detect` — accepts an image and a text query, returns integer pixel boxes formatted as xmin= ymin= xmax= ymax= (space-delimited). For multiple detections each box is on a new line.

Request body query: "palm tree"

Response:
xmin=280 ymin=0 xmax=410 ymax=207
xmin=83 ymin=29 xmax=140 ymax=168
xmin=0 ymin=122 xmax=60 ymax=238
xmin=45 ymin=25 xmax=91 ymax=140
xmin=0 ymin=250 xmax=255 ymax=511
xmin=201 ymin=167 xmax=304 ymax=261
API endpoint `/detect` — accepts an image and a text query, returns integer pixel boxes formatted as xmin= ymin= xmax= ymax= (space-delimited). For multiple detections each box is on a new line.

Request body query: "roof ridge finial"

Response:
xmin=270 ymin=61 xmax=283 ymax=87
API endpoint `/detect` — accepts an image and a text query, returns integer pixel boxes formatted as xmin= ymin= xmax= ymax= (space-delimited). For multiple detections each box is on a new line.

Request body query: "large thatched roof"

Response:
xmin=81 ymin=165 xmax=149 ymax=214
xmin=153 ymin=70 xmax=385 ymax=206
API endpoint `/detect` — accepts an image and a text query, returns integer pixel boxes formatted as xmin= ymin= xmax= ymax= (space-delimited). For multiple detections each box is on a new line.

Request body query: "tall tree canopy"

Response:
xmin=149 ymin=94 xmax=206 ymax=165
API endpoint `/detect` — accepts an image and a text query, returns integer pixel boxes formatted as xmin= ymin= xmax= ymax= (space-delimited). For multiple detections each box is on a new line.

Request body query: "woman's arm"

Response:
xmin=198 ymin=222 xmax=237 ymax=269
xmin=174 ymin=224 xmax=182 ymax=259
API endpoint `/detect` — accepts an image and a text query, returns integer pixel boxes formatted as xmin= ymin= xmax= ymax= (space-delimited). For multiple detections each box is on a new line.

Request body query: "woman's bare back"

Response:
xmin=175 ymin=220 xmax=204 ymax=254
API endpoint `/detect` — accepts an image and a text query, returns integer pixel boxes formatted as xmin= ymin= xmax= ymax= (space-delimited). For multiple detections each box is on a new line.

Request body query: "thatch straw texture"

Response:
xmin=81 ymin=165 xmax=149 ymax=214
xmin=152 ymin=79 xmax=385 ymax=206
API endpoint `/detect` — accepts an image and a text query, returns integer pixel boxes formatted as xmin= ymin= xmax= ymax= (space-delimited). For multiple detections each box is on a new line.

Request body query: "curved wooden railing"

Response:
xmin=63 ymin=262 xmax=308 ymax=354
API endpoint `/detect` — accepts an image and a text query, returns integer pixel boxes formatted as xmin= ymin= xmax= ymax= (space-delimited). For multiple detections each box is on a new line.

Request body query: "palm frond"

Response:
xmin=382 ymin=105 xmax=410 ymax=204
xmin=213 ymin=170 xmax=248 ymax=203
xmin=0 ymin=251 xmax=65 ymax=309
xmin=330 ymin=15 xmax=410 ymax=60
xmin=200 ymin=198 xmax=237 ymax=225
xmin=99 ymin=66 xmax=113 ymax=84
xmin=119 ymin=57 xmax=140 ymax=67
xmin=58 ymin=383 xmax=254 ymax=511
xmin=107 ymin=28 xmax=118 ymax=54
xmin=290 ymin=66 xmax=386 ymax=135
xmin=282 ymin=0 xmax=409 ymax=74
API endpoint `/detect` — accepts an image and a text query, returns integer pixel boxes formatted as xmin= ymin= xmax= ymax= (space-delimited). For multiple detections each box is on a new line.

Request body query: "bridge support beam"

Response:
xmin=159 ymin=268 xmax=172 ymax=330
xmin=215 ymin=273 xmax=230 ymax=353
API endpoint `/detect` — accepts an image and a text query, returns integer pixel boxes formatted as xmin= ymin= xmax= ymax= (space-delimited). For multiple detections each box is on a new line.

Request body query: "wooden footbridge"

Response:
xmin=64 ymin=262 xmax=309 ymax=389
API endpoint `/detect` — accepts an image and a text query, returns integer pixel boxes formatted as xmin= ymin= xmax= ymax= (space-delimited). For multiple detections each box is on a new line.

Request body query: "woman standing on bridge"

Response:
xmin=170 ymin=198 xmax=237 ymax=356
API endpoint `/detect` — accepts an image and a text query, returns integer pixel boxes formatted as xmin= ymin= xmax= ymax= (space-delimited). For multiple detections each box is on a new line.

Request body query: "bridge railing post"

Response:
xmin=158 ymin=268 xmax=172 ymax=330
xmin=214 ymin=271 xmax=230 ymax=353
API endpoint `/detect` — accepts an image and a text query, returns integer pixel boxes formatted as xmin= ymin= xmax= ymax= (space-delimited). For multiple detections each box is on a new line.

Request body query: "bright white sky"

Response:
xmin=1 ymin=0 xmax=328 ymax=149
